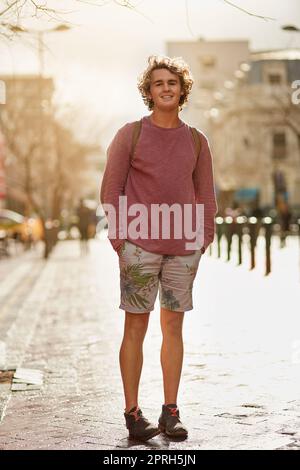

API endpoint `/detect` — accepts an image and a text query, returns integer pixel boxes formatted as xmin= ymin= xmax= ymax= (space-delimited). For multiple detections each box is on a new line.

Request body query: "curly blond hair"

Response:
xmin=137 ymin=55 xmax=194 ymax=111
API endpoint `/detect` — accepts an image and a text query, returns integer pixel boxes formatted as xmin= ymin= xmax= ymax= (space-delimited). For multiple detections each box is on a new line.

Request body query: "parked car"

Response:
xmin=0 ymin=209 xmax=44 ymax=243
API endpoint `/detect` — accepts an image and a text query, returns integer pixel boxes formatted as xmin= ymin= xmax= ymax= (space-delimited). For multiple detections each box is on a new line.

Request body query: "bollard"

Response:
xmin=236 ymin=216 xmax=246 ymax=266
xmin=248 ymin=216 xmax=257 ymax=270
xmin=263 ymin=216 xmax=273 ymax=276
xmin=225 ymin=216 xmax=233 ymax=261
xmin=216 ymin=216 xmax=223 ymax=258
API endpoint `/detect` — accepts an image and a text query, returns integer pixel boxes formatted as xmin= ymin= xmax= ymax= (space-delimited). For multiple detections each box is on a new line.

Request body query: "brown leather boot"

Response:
xmin=124 ymin=406 xmax=160 ymax=441
xmin=158 ymin=404 xmax=188 ymax=438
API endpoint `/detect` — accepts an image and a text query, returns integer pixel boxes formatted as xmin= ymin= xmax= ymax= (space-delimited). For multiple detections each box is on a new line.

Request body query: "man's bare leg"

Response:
xmin=119 ymin=311 xmax=150 ymax=412
xmin=160 ymin=307 xmax=184 ymax=405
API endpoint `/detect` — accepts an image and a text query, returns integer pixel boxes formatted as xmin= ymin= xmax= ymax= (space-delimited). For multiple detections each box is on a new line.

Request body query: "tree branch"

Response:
xmin=0 ymin=1 xmax=19 ymax=17
xmin=222 ymin=0 xmax=275 ymax=21
xmin=185 ymin=0 xmax=195 ymax=37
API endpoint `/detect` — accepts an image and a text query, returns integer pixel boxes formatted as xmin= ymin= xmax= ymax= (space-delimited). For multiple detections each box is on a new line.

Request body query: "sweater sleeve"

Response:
xmin=193 ymin=133 xmax=218 ymax=253
xmin=100 ymin=123 xmax=133 ymax=253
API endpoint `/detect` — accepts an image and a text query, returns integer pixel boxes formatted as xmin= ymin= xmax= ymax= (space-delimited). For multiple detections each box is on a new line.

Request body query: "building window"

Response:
xmin=273 ymin=132 xmax=287 ymax=159
xmin=263 ymin=62 xmax=287 ymax=85
xmin=243 ymin=137 xmax=250 ymax=148
xmin=268 ymin=73 xmax=282 ymax=85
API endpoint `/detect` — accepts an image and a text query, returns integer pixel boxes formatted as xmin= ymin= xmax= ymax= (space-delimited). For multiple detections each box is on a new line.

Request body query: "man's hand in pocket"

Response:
xmin=117 ymin=242 xmax=125 ymax=257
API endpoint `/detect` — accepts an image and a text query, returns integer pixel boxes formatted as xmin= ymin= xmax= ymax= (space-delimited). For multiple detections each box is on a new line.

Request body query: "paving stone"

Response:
xmin=11 ymin=384 xmax=29 ymax=391
xmin=14 ymin=368 xmax=43 ymax=386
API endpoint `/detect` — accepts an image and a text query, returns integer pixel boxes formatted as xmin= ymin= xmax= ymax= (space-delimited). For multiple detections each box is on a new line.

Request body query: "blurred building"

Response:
xmin=167 ymin=40 xmax=300 ymax=213
xmin=167 ymin=38 xmax=251 ymax=130
xmin=0 ymin=74 xmax=101 ymax=223
xmin=0 ymin=74 xmax=54 ymax=214
xmin=0 ymin=74 xmax=54 ymax=116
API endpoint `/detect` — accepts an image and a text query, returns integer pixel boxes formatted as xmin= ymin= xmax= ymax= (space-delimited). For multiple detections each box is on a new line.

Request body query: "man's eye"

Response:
xmin=154 ymin=82 xmax=177 ymax=86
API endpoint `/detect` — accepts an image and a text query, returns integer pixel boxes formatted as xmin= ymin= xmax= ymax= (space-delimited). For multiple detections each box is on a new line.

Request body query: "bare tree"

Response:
xmin=0 ymin=0 xmax=142 ymax=39
xmin=0 ymin=87 xmax=98 ymax=257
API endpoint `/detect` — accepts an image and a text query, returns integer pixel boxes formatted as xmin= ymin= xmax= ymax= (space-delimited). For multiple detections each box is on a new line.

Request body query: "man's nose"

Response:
xmin=162 ymin=82 xmax=170 ymax=91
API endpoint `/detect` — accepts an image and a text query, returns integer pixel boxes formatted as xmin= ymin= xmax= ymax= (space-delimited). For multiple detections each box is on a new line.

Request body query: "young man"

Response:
xmin=100 ymin=56 xmax=218 ymax=441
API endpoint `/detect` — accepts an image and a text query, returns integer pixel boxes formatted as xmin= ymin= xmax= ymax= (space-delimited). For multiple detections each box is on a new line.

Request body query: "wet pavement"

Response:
xmin=0 ymin=236 xmax=300 ymax=450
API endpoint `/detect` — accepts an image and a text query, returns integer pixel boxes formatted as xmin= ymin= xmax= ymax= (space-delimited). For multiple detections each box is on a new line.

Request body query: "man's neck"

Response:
xmin=150 ymin=110 xmax=181 ymax=129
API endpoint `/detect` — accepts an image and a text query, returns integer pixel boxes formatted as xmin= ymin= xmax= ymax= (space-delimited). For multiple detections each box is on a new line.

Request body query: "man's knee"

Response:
xmin=125 ymin=312 xmax=150 ymax=338
xmin=161 ymin=310 xmax=184 ymax=337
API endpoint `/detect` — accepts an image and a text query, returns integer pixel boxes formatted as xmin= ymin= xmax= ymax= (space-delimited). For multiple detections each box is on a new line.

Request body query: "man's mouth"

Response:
xmin=160 ymin=95 xmax=174 ymax=101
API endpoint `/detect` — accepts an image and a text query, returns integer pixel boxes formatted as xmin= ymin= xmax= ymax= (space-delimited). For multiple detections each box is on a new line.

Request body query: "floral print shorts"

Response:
xmin=118 ymin=240 xmax=202 ymax=314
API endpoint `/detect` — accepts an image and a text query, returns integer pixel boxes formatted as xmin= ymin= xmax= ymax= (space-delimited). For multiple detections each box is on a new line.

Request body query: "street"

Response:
xmin=0 ymin=236 xmax=300 ymax=450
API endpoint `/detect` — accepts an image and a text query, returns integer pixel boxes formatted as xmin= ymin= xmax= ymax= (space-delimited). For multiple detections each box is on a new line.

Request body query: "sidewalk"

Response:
xmin=0 ymin=237 xmax=299 ymax=450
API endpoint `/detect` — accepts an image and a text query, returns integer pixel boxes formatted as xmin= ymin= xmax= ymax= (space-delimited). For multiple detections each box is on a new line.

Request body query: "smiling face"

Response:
xmin=147 ymin=68 xmax=184 ymax=112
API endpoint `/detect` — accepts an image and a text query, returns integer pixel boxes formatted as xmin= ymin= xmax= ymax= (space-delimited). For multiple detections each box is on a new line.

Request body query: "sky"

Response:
xmin=0 ymin=0 xmax=300 ymax=145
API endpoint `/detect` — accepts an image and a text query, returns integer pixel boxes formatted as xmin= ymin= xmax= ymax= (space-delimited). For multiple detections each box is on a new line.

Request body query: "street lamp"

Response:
xmin=7 ymin=23 xmax=71 ymax=77
xmin=282 ymin=25 xmax=300 ymax=32
xmin=281 ymin=24 xmax=300 ymax=49
xmin=7 ymin=23 xmax=70 ymax=218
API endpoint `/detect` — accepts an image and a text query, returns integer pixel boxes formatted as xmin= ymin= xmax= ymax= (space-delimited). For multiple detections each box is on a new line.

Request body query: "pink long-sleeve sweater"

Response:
xmin=100 ymin=115 xmax=218 ymax=256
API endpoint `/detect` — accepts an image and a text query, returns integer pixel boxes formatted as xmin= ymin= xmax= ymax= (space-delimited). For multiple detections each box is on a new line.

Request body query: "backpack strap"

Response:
xmin=130 ymin=119 xmax=142 ymax=162
xmin=189 ymin=127 xmax=202 ymax=166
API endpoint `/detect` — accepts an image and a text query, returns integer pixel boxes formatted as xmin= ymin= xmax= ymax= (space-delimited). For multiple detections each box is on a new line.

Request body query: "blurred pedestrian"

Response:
xmin=76 ymin=199 xmax=91 ymax=255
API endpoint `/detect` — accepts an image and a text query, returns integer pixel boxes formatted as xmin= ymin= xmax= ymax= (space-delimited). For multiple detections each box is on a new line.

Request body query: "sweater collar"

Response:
xmin=143 ymin=115 xmax=185 ymax=130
